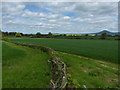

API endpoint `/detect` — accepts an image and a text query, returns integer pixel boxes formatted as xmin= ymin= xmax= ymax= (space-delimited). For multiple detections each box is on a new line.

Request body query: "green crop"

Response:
xmin=10 ymin=38 xmax=118 ymax=64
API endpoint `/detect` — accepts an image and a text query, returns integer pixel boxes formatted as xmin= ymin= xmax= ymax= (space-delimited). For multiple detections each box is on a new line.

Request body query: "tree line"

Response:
xmin=1 ymin=30 xmax=119 ymax=40
xmin=1 ymin=31 xmax=53 ymax=38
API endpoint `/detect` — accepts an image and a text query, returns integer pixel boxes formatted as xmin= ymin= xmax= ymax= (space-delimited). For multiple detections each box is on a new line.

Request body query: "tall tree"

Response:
xmin=36 ymin=32 xmax=41 ymax=38
xmin=47 ymin=32 xmax=52 ymax=38
xmin=48 ymin=32 xmax=52 ymax=36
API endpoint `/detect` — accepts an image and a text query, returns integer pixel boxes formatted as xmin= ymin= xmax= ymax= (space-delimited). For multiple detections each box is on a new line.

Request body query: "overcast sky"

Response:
xmin=2 ymin=2 xmax=118 ymax=34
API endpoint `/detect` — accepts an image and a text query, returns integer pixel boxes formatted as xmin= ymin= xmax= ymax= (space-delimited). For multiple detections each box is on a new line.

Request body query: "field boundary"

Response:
xmin=4 ymin=40 xmax=68 ymax=89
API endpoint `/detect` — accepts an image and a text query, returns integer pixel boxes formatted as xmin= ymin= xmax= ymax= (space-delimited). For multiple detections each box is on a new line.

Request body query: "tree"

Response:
xmin=63 ymin=34 xmax=66 ymax=36
xmin=36 ymin=32 xmax=41 ymax=38
xmin=47 ymin=32 xmax=52 ymax=38
xmin=3 ymin=32 xmax=9 ymax=36
xmin=48 ymin=32 xmax=52 ymax=36
xmin=95 ymin=34 xmax=98 ymax=37
xmin=85 ymin=34 xmax=88 ymax=36
xmin=101 ymin=33 xmax=107 ymax=39
xmin=15 ymin=33 xmax=22 ymax=37
xmin=20 ymin=33 xmax=24 ymax=36
xmin=9 ymin=32 xmax=16 ymax=36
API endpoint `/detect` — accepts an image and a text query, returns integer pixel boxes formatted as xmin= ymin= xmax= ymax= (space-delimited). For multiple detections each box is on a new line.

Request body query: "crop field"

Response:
xmin=57 ymin=52 xmax=119 ymax=88
xmin=2 ymin=41 xmax=50 ymax=88
xmin=10 ymin=38 xmax=118 ymax=64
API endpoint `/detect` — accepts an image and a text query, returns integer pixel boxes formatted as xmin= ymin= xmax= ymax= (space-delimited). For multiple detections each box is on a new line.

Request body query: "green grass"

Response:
xmin=9 ymin=38 xmax=118 ymax=64
xmin=2 ymin=39 xmax=119 ymax=88
xmin=2 ymin=41 xmax=51 ymax=88
xmin=56 ymin=52 xmax=119 ymax=88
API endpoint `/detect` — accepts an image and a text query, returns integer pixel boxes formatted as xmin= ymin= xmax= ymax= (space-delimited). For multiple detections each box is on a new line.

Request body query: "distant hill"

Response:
xmin=93 ymin=30 xmax=120 ymax=35
xmin=53 ymin=30 xmax=120 ymax=35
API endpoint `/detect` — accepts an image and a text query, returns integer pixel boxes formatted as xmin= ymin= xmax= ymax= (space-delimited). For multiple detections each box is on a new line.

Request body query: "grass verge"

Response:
xmin=56 ymin=52 xmax=119 ymax=88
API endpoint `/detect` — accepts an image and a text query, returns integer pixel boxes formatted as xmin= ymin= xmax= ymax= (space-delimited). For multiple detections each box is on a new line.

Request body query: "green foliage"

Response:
xmin=15 ymin=33 xmax=22 ymax=37
xmin=48 ymin=32 xmax=52 ymax=36
xmin=36 ymin=32 xmax=41 ymax=38
xmin=2 ymin=37 xmax=8 ymax=41
xmin=67 ymin=73 xmax=81 ymax=88
xmin=101 ymin=33 xmax=107 ymax=39
xmin=85 ymin=34 xmax=88 ymax=36
xmin=10 ymin=38 xmax=118 ymax=64
xmin=2 ymin=41 xmax=51 ymax=88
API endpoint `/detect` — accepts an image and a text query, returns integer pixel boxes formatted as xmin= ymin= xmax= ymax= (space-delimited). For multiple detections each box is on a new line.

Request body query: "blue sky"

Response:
xmin=2 ymin=2 xmax=118 ymax=34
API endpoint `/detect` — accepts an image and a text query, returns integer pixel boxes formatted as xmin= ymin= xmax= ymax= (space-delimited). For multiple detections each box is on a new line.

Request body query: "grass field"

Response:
xmin=57 ymin=52 xmax=119 ymax=88
xmin=10 ymin=38 xmax=118 ymax=64
xmin=2 ymin=39 xmax=119 ymax=88
xmin=2 ymin=41 xmax=51 ymax=88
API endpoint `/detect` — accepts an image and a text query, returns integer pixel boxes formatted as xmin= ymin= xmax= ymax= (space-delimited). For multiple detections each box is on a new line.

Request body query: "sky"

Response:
xmin=2 ymin=2 xmax=118 ymax=34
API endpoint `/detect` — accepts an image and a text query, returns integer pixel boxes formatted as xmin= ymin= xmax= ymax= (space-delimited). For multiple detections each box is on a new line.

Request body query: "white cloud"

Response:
xmin=48 ymin=14 xmax=58 ymax=18
xmin=36 ymin=22 xmax=44 ymax=26
xmin=2 ymin=15 xmax=14 ymax=19
xmin=2 ymin=0 xmax=119 ymax=2
xmin=49 ymin=19 xmax=56 ymax=23
xmin=90 ymin=20 xmax=111 ymax=23
xmin=49 ymin=26 xmax=54 ymax=29
xmin=73 ymin=18 xmax=93 ymax=23
xmin=21 ymin=9 xmax=59 ymax=19
xmin=2 ymin=3 xmax=25 ymax=16
xmin=17 ymin=4 xmax=25 ymax=9
xmin=6 ymin=20 xmax=15 ymax=24
xmin=72 ymin=2 xmax=118 ymax=17
xmin=2 ymin=2 xmax=118 ymax=33
xmin=38 ymin=13 xmax=46 ymax=17
xmin=63 ymin=16 xmax=71 ymax=20
xmin=73 ymin=18 xmax=81 ymax=22
xmin=22 ymin=10 xmax=38 ymax=17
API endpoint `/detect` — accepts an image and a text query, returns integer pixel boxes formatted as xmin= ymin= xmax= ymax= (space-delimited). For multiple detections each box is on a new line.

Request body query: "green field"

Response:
xmin=10 ymin=38 xmax=118 ymax=64
xmin=2 ymin=38 xmax=119 ymax=88
xmin=57 ymin=52 xmax=118 ymax=88
xmin=2 ymin=41 xmax=50 ymax=88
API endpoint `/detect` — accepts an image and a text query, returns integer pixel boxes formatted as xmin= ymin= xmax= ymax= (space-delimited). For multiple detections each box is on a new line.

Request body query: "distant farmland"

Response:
xmin=10 ymin=38 xmax=118 ymax=64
